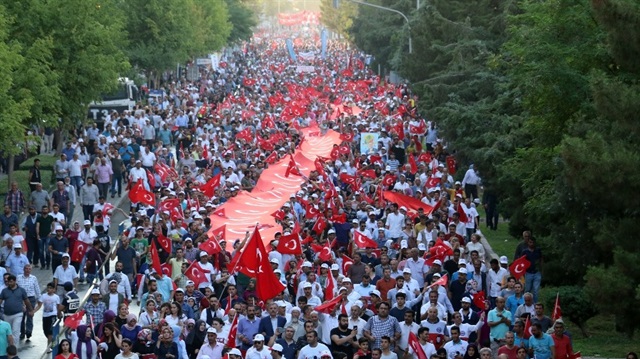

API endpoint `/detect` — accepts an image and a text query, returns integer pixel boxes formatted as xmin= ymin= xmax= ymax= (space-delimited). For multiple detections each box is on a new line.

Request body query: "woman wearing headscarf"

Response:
xmin=185 ymin=320 xmax=206 ymax=359
xmin=71 ymin=325 xmax=98 ymax=359
xmin=121 ymin=313 xmax=142 ymax=342
xmin=96 ymin=310 xmax=117 ymax=338
xmin=171 ymin=324 xmax=188 ymax=359
xmin=132 ymin=329 xmax=155 ymax=356
xmin=463 ymin=344 xmax=480 ymax=359
xmin=154 ymin=325 xmax=179 ymax=359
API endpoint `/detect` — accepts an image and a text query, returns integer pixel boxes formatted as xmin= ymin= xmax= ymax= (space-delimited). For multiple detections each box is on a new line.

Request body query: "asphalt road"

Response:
xmin=20 ymin=195 xmax=140 ymax=358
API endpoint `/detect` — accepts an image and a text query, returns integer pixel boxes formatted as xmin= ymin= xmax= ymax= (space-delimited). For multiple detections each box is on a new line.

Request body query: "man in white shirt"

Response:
xmin=197 ymin=252 xmax=216 ymax=289
xmin=398 ymin=310 xmax=420 ymax=352
xmin=128 ymin=160 xmax=147 ymax=186
xmin=404 ymin=249 xmax=427 ymax=288
xmin=385 ymin=204 xmax=405 ymax=239
xmin=409 ymin=327 xmax=437 ymax=359
xmin=139 ymin=146 xmax=157 ymax=169
xmin=245 ymin=333 xmax=272 ymax=359
xmin=298 ymin=331 xmax=331 ymax=359
xmin=487 ymin=258 xmax=509 ymax=306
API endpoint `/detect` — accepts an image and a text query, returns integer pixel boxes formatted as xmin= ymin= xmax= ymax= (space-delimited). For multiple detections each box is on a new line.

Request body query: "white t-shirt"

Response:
xmin=39 ymin=293 xmax=61 ymax=317
xmin=198 ymin=261 xmax=217 ymax=289
xmin=298 ymin=343 xmax=332 ymax=359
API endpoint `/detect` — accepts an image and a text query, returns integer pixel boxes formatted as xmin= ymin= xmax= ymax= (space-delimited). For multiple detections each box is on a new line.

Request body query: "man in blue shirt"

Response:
xmin=237 ymin=305 xmax=260 ymax=350
xmin=529 ymin=322 xmax=555 ymax=359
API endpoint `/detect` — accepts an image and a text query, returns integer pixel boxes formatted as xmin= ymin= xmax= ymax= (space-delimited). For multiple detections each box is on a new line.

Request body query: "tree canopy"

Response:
xmin=343 ymin=0 xmax=640 ymax=336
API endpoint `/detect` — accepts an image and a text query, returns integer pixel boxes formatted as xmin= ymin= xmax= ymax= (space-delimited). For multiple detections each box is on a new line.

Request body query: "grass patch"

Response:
xmin=0 ymin=169 xmax=54 ymax=198
xmin=17 ymin=154 xmax=58 ymax=171
xmin=476 ymin=206 xmax=519 ymax=261
xmin=564 ymin=314 xmax=636 ymax=357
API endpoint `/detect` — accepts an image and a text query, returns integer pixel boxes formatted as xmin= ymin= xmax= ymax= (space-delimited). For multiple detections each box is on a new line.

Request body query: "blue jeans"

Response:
xmin=71 ymin=176 xmax=82 ymax=195
xmin=21 ymin=296 xmax=37 ymax=336
xmin=111 ymin=174 xmax=122 ymax=196
xmin=39 ymin=236 xmax=51 ymax=267
xmin=525 ymin=271 xmax=542 ymax=301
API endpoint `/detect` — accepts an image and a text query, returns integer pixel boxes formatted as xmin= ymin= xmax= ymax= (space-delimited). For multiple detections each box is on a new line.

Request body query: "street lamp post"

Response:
xmin=344 ymin=0 xmax=412 ymax=54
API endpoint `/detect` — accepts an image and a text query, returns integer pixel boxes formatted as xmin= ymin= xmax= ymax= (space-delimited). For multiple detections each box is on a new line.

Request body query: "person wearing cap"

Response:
xmin=80 ymin=177 xmax=100 ymax=222
xmin=83 ymin=287 xmax=107 ymax=327
xmin=77 ymin=219 xmax=98 ymax=283
xmin=270 ymin=342 xmax=284 ymax=359
xmin=101 ymin=278 xmax=125 ymax=313
xmin=4 ymin=243 xmax=28 ymax=276
xmin=196 ymin=251 xmax=216 ymax=290
xmin=48 ymin=224 xmax=70 ymax=273
xmin=449 ymin=268 xmax=470 ymax=311
xmin=244 ymin=333 xmax=271 ymax=359
xmin=197 ymin=327 xmax=224 ymax=359
xmin=296 ymin=272 xmax=323 ymax=303
xmin=53 ymin=252 xmax=78 ymax=297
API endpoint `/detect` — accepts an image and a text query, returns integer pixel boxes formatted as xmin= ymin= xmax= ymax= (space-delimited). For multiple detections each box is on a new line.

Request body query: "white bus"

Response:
xmin=87 ymin=78 xmax=139 ymax=125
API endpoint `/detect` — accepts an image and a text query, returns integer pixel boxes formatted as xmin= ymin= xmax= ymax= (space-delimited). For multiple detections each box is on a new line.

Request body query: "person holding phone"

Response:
xmin=331 ymin=314 xmax=358 ymax=359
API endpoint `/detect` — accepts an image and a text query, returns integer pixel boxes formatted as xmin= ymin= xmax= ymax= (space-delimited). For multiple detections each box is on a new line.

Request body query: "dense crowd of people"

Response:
xmin=0 ymin=18 xmax=584 ymax=359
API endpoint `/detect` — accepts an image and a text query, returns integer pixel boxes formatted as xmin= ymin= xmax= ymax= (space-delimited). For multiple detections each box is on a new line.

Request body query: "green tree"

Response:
xmin=226 ymin=0 xmax=258 ymax=45
xmin=121 ymin=0 xmax=229 ymax=80
xmin=320 ymin=0 xmax=357 ymax=39
xmin=0 ymin=6 xmax=32 ymax=159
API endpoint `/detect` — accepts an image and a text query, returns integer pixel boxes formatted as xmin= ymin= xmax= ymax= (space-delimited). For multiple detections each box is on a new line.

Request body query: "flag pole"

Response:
xmin=216 ymin=227 xmax=255 ymax=304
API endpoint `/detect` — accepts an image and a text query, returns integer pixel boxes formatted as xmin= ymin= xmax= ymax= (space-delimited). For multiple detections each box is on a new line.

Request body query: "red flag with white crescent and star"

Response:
xmin=156 ymin=234 xmax=172 ymax=254
xmin=129 ymin=180 xmax=155 ymax=206
xmin=276 ymin=233 xmax=303 ymax=255
xmin=184 ymin=261 xmax=209 ymax=287
xmin=353 ymin=231 xmax=378 ymax=249
xmin=149 ymin=241 xmax=163 ymax=275
xmin=226 ymin=313 xmax=239 ymax=347
xmin=509 ymin=256 xmax=531 ymax=280
xmin=341 ymin=254 xmax=353 ymax=274
xmin=408 ymin=332 xmax=428 ymax=359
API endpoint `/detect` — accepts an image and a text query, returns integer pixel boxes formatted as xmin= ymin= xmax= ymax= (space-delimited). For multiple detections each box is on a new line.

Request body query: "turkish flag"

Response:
xmin=429 ymin=333 xmax=446 ymax=349
xmin=339 ymin=132 xmax=354 ymax=142
xmin=154 ymin=163 xmax=169 ymax=182
xmin=426 ymin=243 xmax=453 ymax=265
xmin=159 ymin=198 xmax=180 ymax=213
xmin=382 ymin=191 xmax=434 ymax=215
xmin=156 ymin=234 xmax=172 ymax=254
xmin=212 ymin=208 xmax=227 ymax=218
xmin=149 ymin=242 xmax=163 ymax=275
xmin=427 ymin=274 xmax=448 ymax=289
xmin=236 ymin=128 xmax=254 ymax=142
xmin=318 ymin=243 xmax=333 ymax=262
xmin=170 ymin=206 xmax=184 ymax=222
xmin=129 ymin=180 xmax=155 ymax=206
xmin=71 ymin=241 xmax=90 ymax=263
xmin=314 ymin=158 xmax=327 ymax=178
xmin=64 ymin=310 xmax=85 ymax=330
xmin=270 ymin=209 xmax=285 ymax=221
xmin=101 ymin=203 xmax=114 ymax=217
xmin=210 ymin=225 xmax=226 ymax=241
xmin=341 ymin=254 xmax=353 ymax=274
xmin=200 ymin=235 xmax=222 ymax=255
xmin=446 ymin=155 xmax=457 ymax=175
xmin=202 ymin=144 xmax=209 ymax=159
xmin=285 ymin=156 xmax=302 ymax=177
xmin=509 ymin=256 xmax=531 ymax=280
xmin=552 ymin=292 xmax=562 ymax=321
xmin=426 ymin=176 xmax=440 ymax=188
xmin=305 ymin=206 xmax=320 ymax=219
xmin=312 ymin=217 xmax=327 ymax=234
xmin=410 ymin=120 xmax=427 ymax=135
xmin=358 ymin=169 xmax=377 ymax=179
xmin=418 ymin=152 xmax=432 ymax=164
xmin=146 ymin=169 xmax=156 ymax=189
xmin=265 ymin=151 xmax=278 ymax=164
xmin=325 ymin=274 xmax=336 ymax=301
xmin=277 ymin=233 xmax=303 ymax=255
xmin=523 ymin=316 xmax=533 ymax=339
xmin=409 ymin=155 xmax=418 ymax=174
xmin=456 ymin=203 xmax=469 ymax=223
xmin=263 ymin=115 xmax=276 ymax=129
xmin=226 ymin=313 xmax=239 ymax=347
xmin=408 ymin=332 xmax=428 ymax=359
xmin=185 ymin=261 xmax=209 ymax=287
xmin=381 ymin=174 xmax=397 ymax=187
xmin=199 ymin=173 xmax=221 ymax=198
xmin=393 ymin=121 xmax=405 ymax=140
xmin=315 ymin=294 xmax=343 ymax=314
xmin=160 ymin=263 xmax=172 ymax=278
xmin=353 ymin=232 xmax=378 ymax=249
xmin=472 ymin=290 xmax=486 ymax=310
xmin=245 ymin=229 xmax=287 ymax=301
